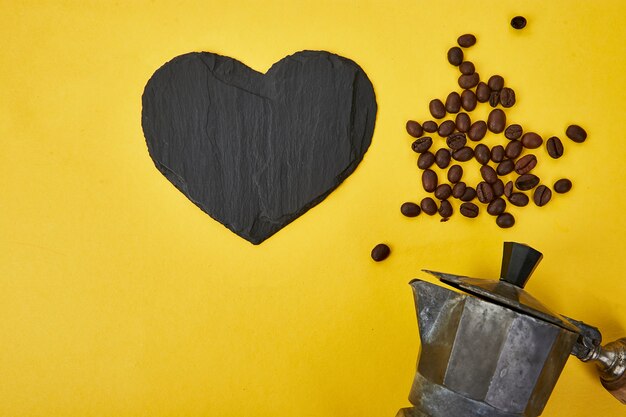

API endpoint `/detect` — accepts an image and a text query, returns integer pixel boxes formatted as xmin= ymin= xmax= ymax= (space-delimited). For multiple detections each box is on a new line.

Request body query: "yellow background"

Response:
xmin=1 ymin=1 xmax=625 ymax=416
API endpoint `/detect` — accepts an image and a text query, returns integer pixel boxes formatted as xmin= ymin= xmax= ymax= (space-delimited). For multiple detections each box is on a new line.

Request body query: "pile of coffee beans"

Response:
xmin=403 ymin=34 xmax=585 ymax=228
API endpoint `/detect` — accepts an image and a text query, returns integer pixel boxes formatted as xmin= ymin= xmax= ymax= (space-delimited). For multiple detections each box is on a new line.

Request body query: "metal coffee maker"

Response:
xmin=397 ymin=242 xmax=626 ymax=417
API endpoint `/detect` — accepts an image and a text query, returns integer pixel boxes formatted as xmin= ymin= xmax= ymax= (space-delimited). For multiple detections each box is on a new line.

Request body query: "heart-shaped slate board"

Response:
xmin=141 ymin=50 xmax=377 ymax=244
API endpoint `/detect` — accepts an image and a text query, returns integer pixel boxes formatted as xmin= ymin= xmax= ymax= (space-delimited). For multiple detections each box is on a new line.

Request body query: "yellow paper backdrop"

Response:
xmin=1 ymin=1 xmax=625 ymax=416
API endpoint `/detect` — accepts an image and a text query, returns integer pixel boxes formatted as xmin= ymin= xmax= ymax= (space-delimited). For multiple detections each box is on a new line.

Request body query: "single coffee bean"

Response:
xmin=406 ymin=120 xmax=423 ymax=138
xmin=445 ymin=92 xmax=462 ymax=113
xmin=504 ymin=124 xmax=523 ymax=140
xmin=546 ymin=136 xmax=564 ymax=158
xmin=505 ymin=140 xmax=523 ymax=159
xmin=461 ymin=89 xmax=477 ymax=111
xmin=511 ymin=16 xmax=527 ymax=30
xmin=521 ymin=132 xmax=543 ymax=149
xmin=429 ymin=99 xmax=446 ymax=119
xmin=448 ymin=165 xmax=463 ymax=183
xmin=422 ymin=169 xmax=438 ymax=192
xmin=496 ymin=212 xmax=515 ymax=228
xmin=488 ymin=109 xmax=506 ymax=133
xmin=438 ymin=120 xmax=456 ymax=137
xmin=452 ymin=146 xmax=474 ymax=161
xmin=566 ymin=124 xmax=587 ymax=143
xmin=458 ymin=72 xmax=480 ymax=89
xmin=460 ymin=186 xmax=476 ymax=202
xmin=460 ymin=202 xmax=479 ymax=218
xmin=533 ymin=185 xmax=552 ymax=207
xmin=515 ymin=174 xmax=540 ymax=191
xmin=435 ymin=184 xmax=453 ymax=200
xmin=488 ymin=75 xmax=504 ymax=91
xmin=452 ymin=181 xmax=466 ymax=199
xmin=504 ymin=181 xmax=514 ymax=198
xmin=438 ymin=200 xmax=453 ymax=218
xmin=489 ymin=91 xmax=500 ymax=107
xmin=476 ymin=82 xmax=491 ymax=102
xmin=447 ymin=133 xmax=467 ymax=150
xmin=435 ymin=148 xmax=451 ymax=169
xmin=456 ymin=112 xmax=471 ymax=133
xmin=417 ymin=152 xmax=435 ymax=169
xmin=423 ymin=120 xmax=438 ymax=133
xmin=401 ymin=202 xmax=421 ymax=217
xmin=515 ymin=154 xmax=537 ymax=174
xmin=420 ymin=197 xmax=438 ymax=215
xmin=480 ymin=165 xmax=498 ymax=184
xmin=487 ymin=198 xmax=506 ymax=216
xmin=371 ymin=243 xmax=391 ymax=262
xmin=499 ymin=87 xmax=516 ymax=107
xmin=497 ymin=159 xmax=515 ymax=176
xmin=554 ymin=179 xmax=572 ymax=194
xmin=459 ymin=61 xmax=475 ymax=75
xmin=476 ymin=181 xmax=495 ymax=203
xmin=475 ymin=144 xmax=491 ymax=165
xmin=509 ymin=192 xmax=529 ymax=207
xmin=457 ymin=34 xmax=477 ymax=48
xmin=447 ymin=47 xmax=463 ymax=66
xmin=492 ymin=179 xmax=505 ymax=197
xmin=411 ymin=136 xmax=433 ymax=153
xmin=468 ymin=120 xmax=487 ymax=141
xmin=491 ymin=145 xmax=505 ymax=163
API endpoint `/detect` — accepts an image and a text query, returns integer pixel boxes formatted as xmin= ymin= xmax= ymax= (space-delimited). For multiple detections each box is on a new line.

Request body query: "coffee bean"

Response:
xmin=417 ymin=152 xmax=435 ymax=169
xmin=429 ymin=99 xmax=446 ymax=119
xmin=492 ymin=179 xmax=505 ymax=197
xmin=468 ymin=120 xmax=487 ymax=141
xmin=456 ymin=112 xmax=471 ymax=133
xmin=458 ymin=72 xmax=480 ymax=89
xmin=423 ymin=120 xmax=438 ymax=133
xmin=505 ymin=140 xmax=523 ymax=159
xmin=554 ymin=179 xmax=572 ymax=194
xmin=488 ymin=109 xmax=506 ymax=133
xmin=511 ymin=16 xmax=527 ymax=30
xmin=509 ymin=192 xmax=529 ymax=207
xmin=435 ymin=148 xmax=451 ymax=169
xmin=487 ymin=198 xmax=506 ymax=216
xmin=406 ymin=121 xmax=423 ymax=138
xmin=461 ymin=90 xmax=477 ymax=111
xmin=546 ymin=136 xmax=564 ymax=158
xmin=491 ymin=145 xmax=505 ymax=163
xmin=446 ymin=133 xmax=467 ymax=150
xmin=422 ymin=169 xmax=438 ymax=192
xmin=521 ymin=132 xmax=543 ymax=149
xmin=500 ymin=87 xmax=516 ymax=107
xmin=504 ymin=124 xmax=523 ymax=140
xmin=476 ymin=82 xmax=491 ymax=102
xmin=438 ymin=200 xmax=453 ymax=218
xmin=496 ymin=212 xmax=515 ymax=228
xmin=515 ymin=154 xmax=537 ymax=174
xmin=504 ymin=181 xmax=513 ymax=198
xmin=459 ymin=61 xmax=475 ymax=75
xmin=371 ymin=243 xmax=391 ymax=261
xmin=489 ymin=91 xmax=500 ymax=107
xmin=475 ymin=144 xmax=491 ymax=165
xmin=411 ymin=136 xmax=433 ymax=153
xmin=421 ymin=197 xmax=438 ymax=215
xmin=452 ymin=146 xmax=474 ymax=161
xmin=445 ymin=92 xmax=462 ymax=113
xmin=488 ymin=75 xmax=504 ymax=91
xmin=566 ymin=124 xmax=587 ymax=143
xmin=401 ymin=202 xmax=421 ymax=217
xmin=448 ymin=165 xmax=463 ymax=183
xmin=460 ymin=202 xmax=479 ymax=218
xmin=447 ymin=47 xmax=464 ymax=66
xmin=460 ymin=186 xmax=476 ymax=202
xmin=497 ymin=159 xmax=515 ymax=176
xmin=515 ymin=174 xmax=540 ymax=191
xmin=480 ymin=165 xmax=498 ymax=184
xmin=452 ymin=181 xmax=466 ymax=198
xmin=438 ymin=120 xmax=456 ymax=137
xmin=477 ymin=181 xmax=495 ymax=203
xmin=457 ymin=34 xmax=477 ymax=48
xmin=533 ymin=185 xmax=552 ymax=207
xmin=435 ymin=184 xmax=453 ymax=200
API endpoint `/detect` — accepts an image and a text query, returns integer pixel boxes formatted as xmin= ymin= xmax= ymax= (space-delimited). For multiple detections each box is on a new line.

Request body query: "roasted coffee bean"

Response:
xmin=461 ymin=89 xmax=477 ymax=111
xmin=458 ymin=72 xmax=480 ymax=89
xmin=489 ymin=91 xmax=500 ymax=107
xmin=460 ymin=202 xmax=479 ymax=218
xmin=445 ymin=92 xmax=462 ymax=113
xmin=509 ymin=192 xmax=529 ymax=207
xmin=457 ymin=34 xmax=477 ymax=48
xmin=504 ymin=124 xmax=523 ymax=140
xmin=448 ymin=165 xmax=463 ymax=183
xmin=452 ymin=181 xmax=467 ymax=198
xmin=452 ymin=146 xmax=474 ymax=161
xmin=422 ymin=169 xmax=438 ymax=192
xmin=515 ymin=174 xmax=540 ymax=191
xmin=488 ymin=109 xmax=506 ymax=133
xmin=456 ymin=113 xmax=471 ymax=133
xmin=406 ymin=120 xmax=423 ymax=138
xmin=423 ymin=120 xmax=438 ymax=133
xmin=515 ymin=154 xmax=537 ymax=174
xmin=417 ymin=152 xmax=435 ymax=169
xmin=438 ymin=200 xmax=453 ymax=218
xmin=421 ymin=197 xmax=438 ymax=215
xmin=371 ymin=243 xmax=391 ymax=261
xmin=460 ymin=186 xmax=476 ymax=202
xmin=554 ymin=179 xmax=572 ymax=193
xmin=499 ymin=87 xmax=516 ymax=107
xmin=566 ymin=124 xmax=587 ymax=143
xmin=492 ymin=179 xmax=505 ymax=197
xmin=446 ymin=133 xmax=467 ymax=150
xmin=491 ymin=145 xmax=505 ymax=163
xmin=401 ymin=202 xmax=421 ymax=217
xmin=438 ymin=120 xmax=456 ymax=137
xmin=477 ymin=181 xmax=495 ymax=203
xmin=487 ymin=198 xmax=506 ymax=216
xmin=476 ymin=82 xmax=491 ymax=102
xmin=435 ymin=148 xmax=451 ymax=169
xmin=459 ymin=61 xmax=475 ymax=75
xmin=533 ymin=185 xmax=552 ymax=207
xmin=497 ymin=159 xmax=515 ymax=176
xmin=475 ymin=144 xmax=491 ymax=165
xmin=488 ymin=75 xmax=505 ymax=91
xmin=521 ymin=132 xmax=543 ymax=149
xmin=511 ymin=16 xmax=527 ymax=29
xmin=429 ymin=99 xmax=446 ymax=119
xmin=447 ymin=47 xmax=463 ymax=66
xmin=435 ymin=184 xmax=453 ymax=200
xmin=468 ymin=120 xmax=487 ymax=141
xmin=411 ymin=136 xmax=433 ymax=153
xmin=504 ymin=181 xmax=514 ymax=198
xmin=496 ymin=212 xmax=515 ymax=228
xmin=504 ymin=140 xmax=523 ymax=159
xmin=546 ymin=136 xmax=564 ymax=158
xmin=480 ymin=165 xmax=498 ymax=184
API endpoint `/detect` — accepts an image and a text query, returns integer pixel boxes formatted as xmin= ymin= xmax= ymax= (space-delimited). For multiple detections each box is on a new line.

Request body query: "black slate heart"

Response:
xmin=141 ymin=50 xmax=377 ymax=244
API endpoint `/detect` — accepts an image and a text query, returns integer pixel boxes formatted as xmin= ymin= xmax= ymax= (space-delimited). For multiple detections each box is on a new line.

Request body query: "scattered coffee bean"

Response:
xmin=554 ymin=178 xmax=572 ymax=194
xmin=401 ymin=202 xmax=421 ymax=217
xmin=406 ymin=121 xmax=423 ymax=138
xmin=435 ymin=184 xmax=453 ymax=200
xmin=492 ymin=179 xmax=505 ymax=197
xmin=458 ymin=72 xmax=480 ymax=89
xmin=487 ymin=198 xmax=506 ymax=216
xmin=504 ymin=181 xmax=514 ymax=198
xmin=509 ymin=192 xmax=529 ymax=207
xmin=447 ymin=132 xmax=467 ymax=150
xmin=423 ymin=120 xmax=438 ymax=133
xmin=438 ymin=120 xmax=456 ymax=137
xmin=448 ymin=165 xmax=463 ymax=183
xmin=496 ymin=212 xmax=515 ymax=228
xmin=429 ymin=99 xmax=446 ymax=119
xmin=521 ymin=132 xmax=543 ymax=149
xmin=491 ymin=145 xmax=505 ymax=163
xmin=445 ymin=92 xmax=462 ymax=113
xmin=477 ymin=181 xmax=495 ymax=203
xmin=475 ymin=144 xmax=491 ymax=165
xmin=546 ymin=136 xmax=564 ymax=159
xmin=476 ymin=82 xmax=491 ymax=102
xmin=420 ymin=197 xmax=438 ymax=215
xmin=515 ymin=154 xmax=537 ymax=174
xmin=504 ymin=124 xmax=523 ymax=140
xmin=447 ymin=47 xmax=464 ymax=66
xmin=505 ymin=140 xmax=523 ymax=159
xmin=488 ymin=75 xmax=504 ymax=91
xmin=459 ymin=61 xmax=475 ymax=75
xmin=511 ymin=16 xmax=527 ymax=30
xmin=457 ymin=34 xmax=477 ymax=48
xmin=452 ymin=146 xmax=474 ymax=161
xmin=460 ymin=186 xmax=477 ymax=201
xmin=489 ymin=91 xmax=500 ymax=107
xmin=422 ymin=169 xmax=438 ymax=192
xmin=412 ymin=136 xmax=433 ymax=153
xmin=371 ymin=243 xmax=391 ymax=262
xmin=435 ymin=148 xmax=451 ymax=169
xmin=566 ymin=124 xmax=587 ymax=143
xmin=468 ymin=120 xmax=487 ymax=141
xmin=488 ymin=109 xmax=506 ymax=133
xmin=480 ymin=165 xmax=498 ymax=184
xmin=515 ymin=174 xmax=540 ymax=191
xmin=452 ymin=181 xmax=467 ymax=198
xmin=461 ymin=89 xmax=477 ymax=111
xmin=456 ymin=112 xmax=471 ymax=133
xmin=438 ymin=200 xmax=453 ymax=218
xmin=417 ymin=152 xmax=435 ymax=169
xmin=533 ymin=185 xmax=552 ymax=206
xmin=460 ymin=202 xmax=479 ymax=218
xmin=499 ymin=87 xmax=516 ymax=107
xmin=497 ymin=159 xmax=515 ymax=176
